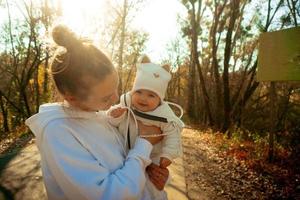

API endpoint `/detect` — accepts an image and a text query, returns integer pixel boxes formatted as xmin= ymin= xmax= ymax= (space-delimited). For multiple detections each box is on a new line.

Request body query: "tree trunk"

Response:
xmin=21 ymin=88 xmax=31 ymax=118
xmin=211 ymin=2 xmax=225 ymax=129
xmin=177 ymin=67 xmax=181 ymax=101
xmin=222 ymin=0 xmax=240 ymax=134
xmin=42 ymin=0 xmax=51 ymax=102
xmin=0 ymin=95 xmax=10 ymax=132
xmin=276 ymin=87 xmax=293 ymax=130
xmin=35 ymin=65 xmax=40 ymax=113
xmin=117 ymin=0 xmax=128 ymax=94
xmin=123 ymin=55 xmax=137 ymax=92
xmin=187 ymin=53 xmax=196 ymax=120
xmin=43 ymin=51 xmax=50 ymax=101
xmin=189 ymin=0 xmax=213 ymax=125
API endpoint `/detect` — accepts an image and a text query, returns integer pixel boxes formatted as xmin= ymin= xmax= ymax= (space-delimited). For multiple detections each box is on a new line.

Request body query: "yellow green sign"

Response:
xmin=257 ymin=27 xmax=300 ymax=81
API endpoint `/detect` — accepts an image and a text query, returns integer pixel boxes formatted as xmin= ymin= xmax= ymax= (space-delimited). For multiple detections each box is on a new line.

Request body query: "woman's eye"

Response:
xmin=102 ymin=97 xmax=111 ymax=103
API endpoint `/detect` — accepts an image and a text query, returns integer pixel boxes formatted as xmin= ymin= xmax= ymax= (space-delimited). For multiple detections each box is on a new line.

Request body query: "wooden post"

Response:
xmin=268 ymin=81 xmax=276 ymax=162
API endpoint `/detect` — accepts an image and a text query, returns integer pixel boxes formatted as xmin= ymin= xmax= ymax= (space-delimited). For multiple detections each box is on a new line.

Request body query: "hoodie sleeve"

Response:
xmin=42 ymin=121 xmax=153 ymax=200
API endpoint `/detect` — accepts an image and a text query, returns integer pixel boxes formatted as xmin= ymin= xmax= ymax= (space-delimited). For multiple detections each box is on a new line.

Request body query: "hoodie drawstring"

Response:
xmin=164 ymin=101 xmax=184 ymax=119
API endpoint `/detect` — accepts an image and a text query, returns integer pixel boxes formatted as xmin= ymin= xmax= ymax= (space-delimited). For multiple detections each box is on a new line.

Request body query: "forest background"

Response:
xmin=0 ymin=0 xmax=299 ymax=198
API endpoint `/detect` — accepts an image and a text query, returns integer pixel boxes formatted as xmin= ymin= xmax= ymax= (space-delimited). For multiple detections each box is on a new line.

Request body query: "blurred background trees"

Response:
xmin=0 ymin=0 xmax=58 ymax=133
xmin=0 ymin=0 xmax=299 ymax=161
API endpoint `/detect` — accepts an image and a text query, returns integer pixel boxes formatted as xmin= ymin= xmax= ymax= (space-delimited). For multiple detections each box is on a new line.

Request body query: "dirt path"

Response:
xmin=0 ymin=140 xmax=188 ymax=200
xmin=182 ymin=128 xmax=285 ymax=200
xmin=0 ymin=144 xmax=46 ymax=200
xmin=1 ymin=128 xmax=298 ymax=200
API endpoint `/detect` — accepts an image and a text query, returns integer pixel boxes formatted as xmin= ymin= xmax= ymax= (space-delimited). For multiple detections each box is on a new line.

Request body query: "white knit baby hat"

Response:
xmin=132 ymin=55 xmax=171 ymax=100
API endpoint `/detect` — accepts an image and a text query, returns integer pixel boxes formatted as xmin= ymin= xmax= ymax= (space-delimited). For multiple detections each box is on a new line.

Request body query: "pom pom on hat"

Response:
xmin=138 ymin=54 xmax=151 ymax=64
xmin=132 ymin=55 xmax=171 ymax=100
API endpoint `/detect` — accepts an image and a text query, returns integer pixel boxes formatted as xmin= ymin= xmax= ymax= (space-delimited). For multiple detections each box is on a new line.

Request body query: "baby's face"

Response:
xmin=131 ymin=89 xmax=160 ymax=112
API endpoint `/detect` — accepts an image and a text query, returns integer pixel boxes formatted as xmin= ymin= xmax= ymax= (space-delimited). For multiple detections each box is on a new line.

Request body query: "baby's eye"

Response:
xmin=149 ymin=94 xmax=155 ymax=98
xmin=136 ymin=90 xmax=142 ymax=94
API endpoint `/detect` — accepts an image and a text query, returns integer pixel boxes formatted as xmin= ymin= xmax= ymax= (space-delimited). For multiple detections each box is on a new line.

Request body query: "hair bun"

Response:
xmin=52 ymin=25 xmax=79 ymax=50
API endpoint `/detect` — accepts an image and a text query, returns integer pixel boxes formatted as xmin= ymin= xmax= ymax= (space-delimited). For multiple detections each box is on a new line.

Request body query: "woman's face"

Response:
xmin=72 ymin=71 xmax=119 ymax=111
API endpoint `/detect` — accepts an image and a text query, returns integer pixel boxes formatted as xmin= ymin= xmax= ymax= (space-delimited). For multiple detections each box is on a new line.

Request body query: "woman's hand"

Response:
xmin=146 ymin=163 xmax=169 ymax=190
xmin=137 ymin=120 xmax=163 ymax=145
xmin=159 ymin=157 xmax=172 ymax=168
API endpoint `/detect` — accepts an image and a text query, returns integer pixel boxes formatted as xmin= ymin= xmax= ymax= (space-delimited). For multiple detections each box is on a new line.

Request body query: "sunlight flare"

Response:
xmin=57 ymin=0 xmax=106 ymax=37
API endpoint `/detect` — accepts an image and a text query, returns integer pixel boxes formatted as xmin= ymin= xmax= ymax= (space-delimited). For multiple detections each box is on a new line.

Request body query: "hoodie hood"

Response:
xmin=25 ymin=102 xmax=99 ymax=149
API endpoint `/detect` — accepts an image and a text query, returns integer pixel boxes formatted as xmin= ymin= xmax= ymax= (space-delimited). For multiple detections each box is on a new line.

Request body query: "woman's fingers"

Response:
xmin=148 ymin=176 xmax=164 ymax=190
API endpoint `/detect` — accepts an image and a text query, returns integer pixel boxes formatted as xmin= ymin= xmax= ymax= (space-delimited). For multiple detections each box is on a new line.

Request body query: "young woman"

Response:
xmin=25 ymin=25 xmax=169 ymax=200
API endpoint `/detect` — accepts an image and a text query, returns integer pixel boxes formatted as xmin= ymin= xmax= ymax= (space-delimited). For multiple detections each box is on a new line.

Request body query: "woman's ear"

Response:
xmin=64 ymin=94 xmax=77 ymax=104
xmin=162 ymin=64 xmax=170 ymax=72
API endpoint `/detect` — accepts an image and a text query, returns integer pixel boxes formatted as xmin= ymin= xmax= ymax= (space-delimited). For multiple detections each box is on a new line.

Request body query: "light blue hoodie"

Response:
xmin=25 ymin=103 xmax=154 ymax=200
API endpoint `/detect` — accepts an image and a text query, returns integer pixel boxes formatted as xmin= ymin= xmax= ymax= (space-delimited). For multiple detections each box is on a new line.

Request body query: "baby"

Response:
xmin=107 ymin=55 xmax=184 ymax=169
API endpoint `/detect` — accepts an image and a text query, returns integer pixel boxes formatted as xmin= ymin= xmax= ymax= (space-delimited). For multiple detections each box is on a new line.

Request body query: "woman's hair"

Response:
xmin=50 ymin=25 xmax=114 ymax=101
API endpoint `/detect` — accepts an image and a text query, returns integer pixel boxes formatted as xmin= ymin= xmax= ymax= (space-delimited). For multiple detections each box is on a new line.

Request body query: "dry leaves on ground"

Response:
xmin=182 ymin=128 xmax=300 ymax=200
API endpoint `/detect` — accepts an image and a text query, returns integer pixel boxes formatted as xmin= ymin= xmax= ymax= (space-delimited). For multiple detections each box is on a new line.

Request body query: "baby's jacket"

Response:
xmin=107 ymin=92 xmax=184 ymax=164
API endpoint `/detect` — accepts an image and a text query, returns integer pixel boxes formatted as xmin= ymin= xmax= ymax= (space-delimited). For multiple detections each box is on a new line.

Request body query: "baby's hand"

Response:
xmin=110 ymin=107 xmax=127 ymax=118
xmin=160 ymin=157 xmax=172 ymax=168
